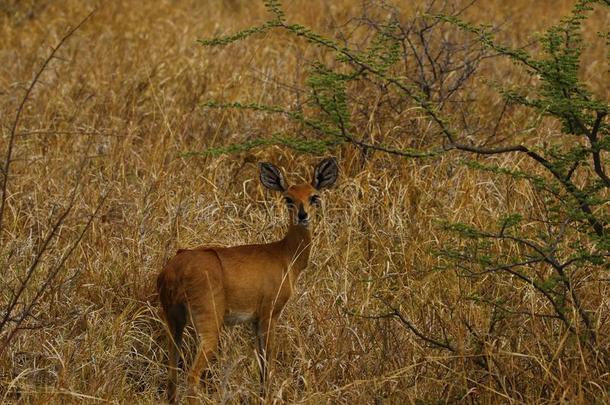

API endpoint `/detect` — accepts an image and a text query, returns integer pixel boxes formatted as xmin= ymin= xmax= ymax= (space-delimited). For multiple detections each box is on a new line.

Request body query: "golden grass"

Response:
xmin=1 ymin=0 xmax=609 ymax=403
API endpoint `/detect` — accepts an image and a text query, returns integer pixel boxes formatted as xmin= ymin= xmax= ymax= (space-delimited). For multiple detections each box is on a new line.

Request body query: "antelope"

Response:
xmin=157 ymin=157 xmax=339 ymax=403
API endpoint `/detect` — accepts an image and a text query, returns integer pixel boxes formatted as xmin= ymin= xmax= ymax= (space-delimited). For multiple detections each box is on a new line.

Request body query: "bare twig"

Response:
xmin=0 ymin=146 xmax=92 ymax=335
xmin=0 ymin=191 xmax=107 ymax=354
xmin=0 ymin=9 xmax=95 ymax=236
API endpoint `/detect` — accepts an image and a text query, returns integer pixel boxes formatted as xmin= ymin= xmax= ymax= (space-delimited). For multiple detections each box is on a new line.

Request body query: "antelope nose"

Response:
xmin=298 ymin=206 xmax=309 ymax=223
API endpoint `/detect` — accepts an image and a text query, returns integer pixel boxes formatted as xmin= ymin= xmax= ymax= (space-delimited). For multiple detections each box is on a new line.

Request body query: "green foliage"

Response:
xmin=191 ymin=0 xmax=610 ymax=364
xmin=447 ymin=1 xmax=609 ymax=227
xmin=441 ymin=1 xmax=608 ymax=128
xmin=193 ymin=0 xmax=445 ymax=158
xmin=499 ymin=213 xmax=523 ymax=230
xmin=306 ymin=62 xmax=352 ymax=129
xmin=181 ymin=133 xmax=337 ymax=157
xmin=440 ymin=221 xmax=484 ymax=239
xmin=438 ymin=0 xmax=609 ymax=359
xmin=360 ymin=22 xmax=402 ymax=73
xmin=197 ymin=20 xmax=281 ymax=47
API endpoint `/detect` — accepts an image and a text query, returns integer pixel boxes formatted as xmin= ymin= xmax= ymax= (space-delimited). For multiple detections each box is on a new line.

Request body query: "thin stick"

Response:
xmin=0 ymin=191 xmax=108 ymax=354
xmin=0 ymin=9 xmax=95 ymax=236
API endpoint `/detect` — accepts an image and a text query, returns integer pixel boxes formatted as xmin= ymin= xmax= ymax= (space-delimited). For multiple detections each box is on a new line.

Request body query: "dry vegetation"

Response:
xmin=1 ymin=0 xmax=609 ymax=403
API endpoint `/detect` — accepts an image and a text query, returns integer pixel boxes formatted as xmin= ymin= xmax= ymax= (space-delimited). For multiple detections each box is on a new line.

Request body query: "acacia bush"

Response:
xmin=195 ymin=0 xmax=610 ymax=400
xmin=0 ymin=0 xmax=608 ymax=403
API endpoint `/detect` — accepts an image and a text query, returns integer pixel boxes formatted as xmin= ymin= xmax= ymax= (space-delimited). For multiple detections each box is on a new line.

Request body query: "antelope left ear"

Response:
xmin=312 ymin=157 xmax=339 ymax=190
xmin=259 ymin=162 xmax=287 ymax=192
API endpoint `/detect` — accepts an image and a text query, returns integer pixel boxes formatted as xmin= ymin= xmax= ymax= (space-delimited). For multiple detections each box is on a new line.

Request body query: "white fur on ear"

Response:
xmin=259 ymin=162 xmax=287 ymax=192
xmin=312 ymin=157 xmax=339 ymax=190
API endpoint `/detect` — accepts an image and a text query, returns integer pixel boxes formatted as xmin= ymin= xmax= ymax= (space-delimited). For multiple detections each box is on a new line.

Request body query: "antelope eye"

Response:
xmin=284 ymin=196 xmax=295 ymax=205
xmin=310 ymin=195 xmax=321 ymax=205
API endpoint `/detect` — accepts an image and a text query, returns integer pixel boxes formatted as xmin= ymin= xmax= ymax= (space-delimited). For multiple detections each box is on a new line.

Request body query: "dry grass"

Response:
xmin=1 ymin=0 xmax=609 ymax=403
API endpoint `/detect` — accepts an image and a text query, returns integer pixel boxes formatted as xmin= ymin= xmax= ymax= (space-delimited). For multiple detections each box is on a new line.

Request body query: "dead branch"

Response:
xmin=0 ymin=9 xmax=95 ymax=236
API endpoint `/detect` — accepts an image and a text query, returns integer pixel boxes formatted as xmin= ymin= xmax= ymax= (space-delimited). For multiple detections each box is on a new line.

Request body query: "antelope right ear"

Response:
xmin=259 ymin=162 xmax=287 ymax=192
xmin=312 ymin=157 xmax=339 ymax=190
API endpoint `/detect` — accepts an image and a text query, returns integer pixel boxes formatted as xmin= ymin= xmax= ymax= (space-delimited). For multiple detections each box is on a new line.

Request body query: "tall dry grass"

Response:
xmin=1 ymin=0 xmax=609 ymax=403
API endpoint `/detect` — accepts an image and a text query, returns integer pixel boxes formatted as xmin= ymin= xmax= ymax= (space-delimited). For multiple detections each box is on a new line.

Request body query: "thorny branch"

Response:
xmin=0 ymin=10 xmax=95 ymax=237
xmin=0 ymin=10 xmax=99 ymax=352
xmin=587 ymin=111 xmax=610 ymax=187
xmin=0 ymin=144 xmax=93 ymax=335
xmin=266 ymin=3 xmax=608 ymax=238
xmin=453 ymin=225 xmax=606 ymax=359
xmin=0 ymin=191 xmax=107 ymax=354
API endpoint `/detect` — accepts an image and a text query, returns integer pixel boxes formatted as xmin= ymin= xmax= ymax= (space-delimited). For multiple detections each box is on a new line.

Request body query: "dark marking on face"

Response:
xmin=297 ymin=204 xmax=308 ymax=223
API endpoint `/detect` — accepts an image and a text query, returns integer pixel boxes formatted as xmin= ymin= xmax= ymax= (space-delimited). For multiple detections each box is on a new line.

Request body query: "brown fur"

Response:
xmin=157 ymin=159 xmax=337 ymax=403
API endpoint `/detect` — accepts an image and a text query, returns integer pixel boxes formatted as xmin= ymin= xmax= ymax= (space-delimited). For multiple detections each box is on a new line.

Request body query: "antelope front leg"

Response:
xmin=254 ymin=315 xmax=277 ymax=397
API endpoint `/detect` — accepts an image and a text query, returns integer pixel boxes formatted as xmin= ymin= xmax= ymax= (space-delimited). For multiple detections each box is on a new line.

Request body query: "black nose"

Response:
xmin=297 ymin=205 xmax=308 ymax=222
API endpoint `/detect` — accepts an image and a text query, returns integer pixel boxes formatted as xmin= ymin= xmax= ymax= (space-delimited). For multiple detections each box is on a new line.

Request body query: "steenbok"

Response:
xmin=157 ymin=157 xmax=339 ymax=403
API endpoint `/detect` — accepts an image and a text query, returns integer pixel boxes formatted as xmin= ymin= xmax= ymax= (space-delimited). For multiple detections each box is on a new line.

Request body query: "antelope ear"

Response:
xmin=312 ymin=157 xmax=339 ymax=190
xmin=259 ymin=162 xmax=287 ymax=192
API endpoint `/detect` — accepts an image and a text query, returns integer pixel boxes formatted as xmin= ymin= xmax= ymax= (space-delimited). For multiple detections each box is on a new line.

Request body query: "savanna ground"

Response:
xmin=1 ymin=0 xmax=609 ymax=403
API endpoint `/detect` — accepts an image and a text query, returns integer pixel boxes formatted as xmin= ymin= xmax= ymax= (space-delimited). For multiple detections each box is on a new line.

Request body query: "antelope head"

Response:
xmin=259 ymin=157 xmax=339 ymax=226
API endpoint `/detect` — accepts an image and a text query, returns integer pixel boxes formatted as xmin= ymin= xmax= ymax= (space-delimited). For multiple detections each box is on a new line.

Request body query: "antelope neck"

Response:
xmin=281 ymin=224 xmax=312 ymax=276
